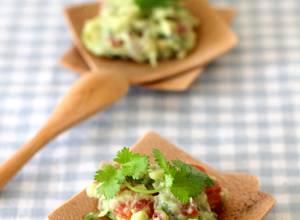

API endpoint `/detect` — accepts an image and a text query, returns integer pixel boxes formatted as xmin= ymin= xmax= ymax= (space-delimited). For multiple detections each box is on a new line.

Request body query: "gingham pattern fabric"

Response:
xmin=0 ymin=0 xmax=299 ymax=219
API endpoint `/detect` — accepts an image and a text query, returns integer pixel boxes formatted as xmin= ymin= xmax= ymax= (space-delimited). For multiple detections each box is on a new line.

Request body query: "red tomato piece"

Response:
xmin=192 ymin=164 xmax=207 ymax=173
xmin=113 ymin=202 xmax=132 ymax=219
xmin=181 ymin=202 xmax=199 ymax=217
xmin=132 ymin=198 xmax=154 ymax=217
xmin=205 ymin=185 xmax=223 ymax=214
xmin=177 ymin=23 xmax=187 ymax=35
xmin=110 ymin=38 xmax=124 ymax=47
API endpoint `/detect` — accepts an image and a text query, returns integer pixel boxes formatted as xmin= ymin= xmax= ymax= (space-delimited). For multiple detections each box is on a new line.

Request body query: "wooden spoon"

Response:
xmin=0 ymin=72 xmax=129 ymax=189
xmin=0 ymin=2 xmax=237 ymax=188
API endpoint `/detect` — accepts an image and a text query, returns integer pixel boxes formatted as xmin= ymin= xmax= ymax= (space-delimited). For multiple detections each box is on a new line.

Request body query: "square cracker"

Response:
xmin=64 ymin=0 xmax=238 ymax=84
xmin=48 ymin=132 xmax=275 ymax=220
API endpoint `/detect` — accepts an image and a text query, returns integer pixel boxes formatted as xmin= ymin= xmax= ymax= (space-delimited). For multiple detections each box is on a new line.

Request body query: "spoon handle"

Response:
xmin=0 ymin=72 xmax=129 ymax=189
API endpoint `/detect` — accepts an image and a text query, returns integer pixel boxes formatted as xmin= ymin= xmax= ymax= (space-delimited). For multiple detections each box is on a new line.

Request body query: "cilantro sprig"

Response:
xmin=94 ymin=148 xmax=153 ymax=198
xmin=94 ymin=147 xmax=214 ymax=203
xmin=153 ymin=149 xmax=214 ymax=203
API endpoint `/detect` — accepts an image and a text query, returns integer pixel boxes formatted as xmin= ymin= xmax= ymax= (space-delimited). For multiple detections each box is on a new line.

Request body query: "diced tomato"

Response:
xmin=192 ymin=164 xmax=207 ymax=173
xmin=113 ymin=202 xmax=132 ymax=219
xmin=177 ymin=23 xmax=187 ymax=35
xmin=114 ymin=198 xmax=154 ymax=219
xmin=132 ymin=198 xmax=154 ymax=217
xmin=110 ymin=38 xmax=124 ymax=47
xmin=205 ymin=185 xmax=223 ymax=215
xmin=181 ymin=202 xmax=199 ymax=217
xmin=191 ymin=164 xmax=222 ymax=215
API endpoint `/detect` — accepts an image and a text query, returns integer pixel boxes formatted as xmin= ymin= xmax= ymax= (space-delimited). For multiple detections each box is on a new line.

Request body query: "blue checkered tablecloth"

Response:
xmin=0 ymin=0 xmax=299 ymax=219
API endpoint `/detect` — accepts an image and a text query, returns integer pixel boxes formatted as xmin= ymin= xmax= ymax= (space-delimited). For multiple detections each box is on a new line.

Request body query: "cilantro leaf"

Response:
xmin=153 ymin=149 xmax=174 ymax=187
xmin=134 ymin=0 xmax=180 ymax=12
xmin=114 ymin=147 xmax=149 ymax=179
xmin=114 ymin=147 xmax=132 ymax=164
xmin=94 ymin=164 xmax=124 ymax=199
xmin=153 ymin=149 xmax=172 ymax=174
xmin=170 ymin=160 xmax=214 ymax=203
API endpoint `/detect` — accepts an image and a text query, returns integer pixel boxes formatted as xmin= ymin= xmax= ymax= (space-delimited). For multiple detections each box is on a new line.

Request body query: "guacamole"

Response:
xmin=84 ymin=148 xmax=225 ymax=220
xmin=82 ymin=0 xmax=198 ymax=66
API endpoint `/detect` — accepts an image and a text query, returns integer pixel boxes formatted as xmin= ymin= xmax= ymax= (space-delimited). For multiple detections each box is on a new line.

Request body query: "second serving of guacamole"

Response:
xmin=82 ymin=0 xmax=198 ymax=66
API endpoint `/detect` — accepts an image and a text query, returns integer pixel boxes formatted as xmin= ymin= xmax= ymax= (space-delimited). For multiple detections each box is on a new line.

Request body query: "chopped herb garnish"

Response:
xmin=93 ymin=147 xmax=214 ymax=203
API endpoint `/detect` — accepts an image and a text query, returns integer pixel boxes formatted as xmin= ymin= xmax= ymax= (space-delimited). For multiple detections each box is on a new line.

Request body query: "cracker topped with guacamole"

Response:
xmin=84 ymin=148 xmax=225 ymax=220
xmin=82 ymin=0 xmax=198 ymax=66
xmin=48 ymin=132 xmax=275 ymax=220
